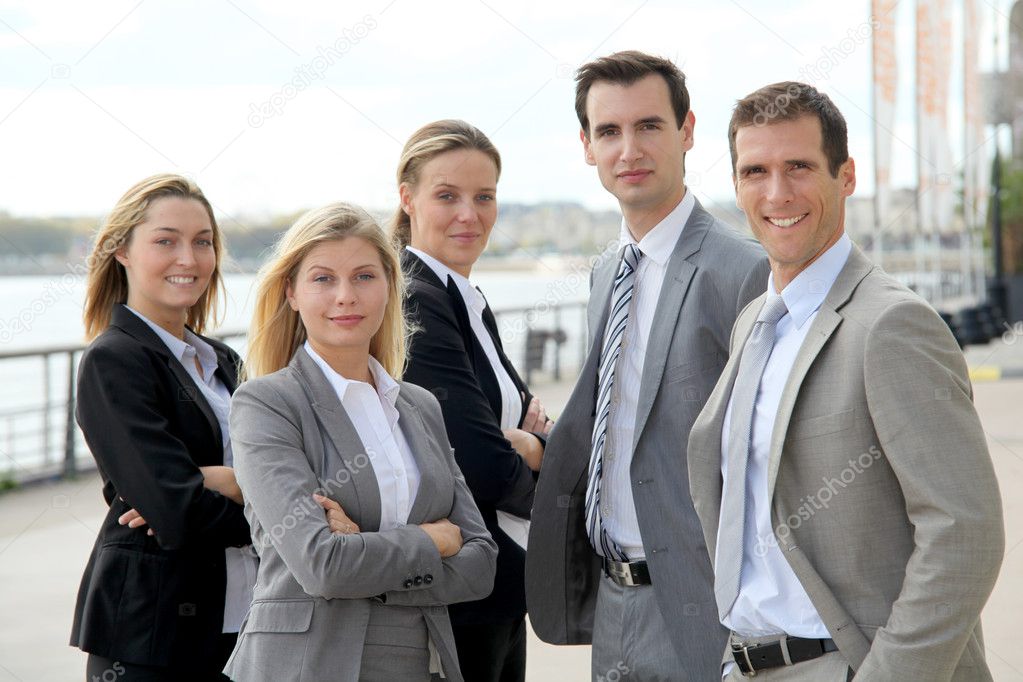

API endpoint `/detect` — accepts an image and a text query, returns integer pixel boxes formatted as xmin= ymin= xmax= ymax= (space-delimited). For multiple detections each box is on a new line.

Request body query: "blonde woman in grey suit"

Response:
xmin=224 ymin=202 xmax=497 ymax=681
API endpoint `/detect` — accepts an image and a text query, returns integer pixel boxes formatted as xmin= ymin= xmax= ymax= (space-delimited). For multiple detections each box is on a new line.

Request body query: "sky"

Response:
xmin=0 ymin=0 xmax=1012 ymax=222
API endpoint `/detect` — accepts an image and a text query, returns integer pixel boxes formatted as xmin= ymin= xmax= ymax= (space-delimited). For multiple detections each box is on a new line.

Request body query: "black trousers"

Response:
xmin=85 ymin=633 xmax=237 ymax=682
xmin=451 ymin=616 xmax=526 ymax=682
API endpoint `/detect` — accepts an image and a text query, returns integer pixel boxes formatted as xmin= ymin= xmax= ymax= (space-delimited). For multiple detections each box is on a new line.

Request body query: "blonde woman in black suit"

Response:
xmin=390 ymin=120 xmax=553 ymax=682
xmin=225 ymin=202 xmax=496 ymax=681
xmin=71 ymin=174 xmax=256 ymax=681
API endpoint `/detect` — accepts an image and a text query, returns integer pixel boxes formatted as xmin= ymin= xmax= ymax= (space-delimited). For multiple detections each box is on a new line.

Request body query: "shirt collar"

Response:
xmin=303 ymin=341 xmax=401 ymax=424
xmin=768 ymin=232 xmax=852 ymax=330
xmin=126 ymin=306 xmax=219 ymax=379
xmin=405 ymin=246 xmax=485 ymax=313
xmin=617 ymin=188 xmax=695 ymax=266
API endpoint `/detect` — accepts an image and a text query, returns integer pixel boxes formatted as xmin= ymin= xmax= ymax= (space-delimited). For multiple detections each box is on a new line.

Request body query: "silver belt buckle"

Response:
xmin=730 ymin=638 xmax=757 ymax=677
xmin=606 ymin=559 xmax=636 ymax=586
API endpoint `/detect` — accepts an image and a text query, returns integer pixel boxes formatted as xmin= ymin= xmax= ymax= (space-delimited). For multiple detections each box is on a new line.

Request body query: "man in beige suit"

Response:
xmin=687 ymin=81 xmax=1004 ymax=680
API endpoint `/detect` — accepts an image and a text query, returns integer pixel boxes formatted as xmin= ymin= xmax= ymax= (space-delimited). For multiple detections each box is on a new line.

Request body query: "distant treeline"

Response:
xmin=0 ymin=204 xmax=623 ymax=274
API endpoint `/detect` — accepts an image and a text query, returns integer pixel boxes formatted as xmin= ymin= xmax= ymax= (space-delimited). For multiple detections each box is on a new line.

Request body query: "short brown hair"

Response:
xmin=728 ymin=81 xmax=849 ymax=177
xmin=574 ymin=50 xmax=690 ymax=137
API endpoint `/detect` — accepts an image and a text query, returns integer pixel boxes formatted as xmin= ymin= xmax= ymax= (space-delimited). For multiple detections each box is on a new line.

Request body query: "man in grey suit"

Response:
xmin=525 ymin=51 xmax=768 ymax=680
xmin=688 ymin=81 xmax=1004 ymax=680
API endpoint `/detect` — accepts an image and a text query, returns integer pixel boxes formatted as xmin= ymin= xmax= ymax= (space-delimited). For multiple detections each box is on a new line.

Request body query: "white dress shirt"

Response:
xmin=717 ymin=233 xmax=852 ymax=640
xmin=304 ymin=342 xmax=421 ymax=531
xmin=599 ymin=190 xmax=694 ymax=559
xmin=406 ymin=246 xmax=530 ymax=548
xmin=126 ymin=307 xmax=257 ymax=633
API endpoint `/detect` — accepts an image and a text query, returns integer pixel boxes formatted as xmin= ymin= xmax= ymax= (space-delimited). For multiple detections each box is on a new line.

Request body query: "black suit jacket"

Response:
xmin=70 ymin=305 xmax=251 ymax=668
xmin=401 ymin=250 xmax=538 ymax=625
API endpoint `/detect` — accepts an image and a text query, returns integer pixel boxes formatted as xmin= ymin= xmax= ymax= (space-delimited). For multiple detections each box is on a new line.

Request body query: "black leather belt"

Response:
xmin=731 ymin=635 xmax=838 ymax=675
xmin=602 ymin=558 xmax=651 ymax=586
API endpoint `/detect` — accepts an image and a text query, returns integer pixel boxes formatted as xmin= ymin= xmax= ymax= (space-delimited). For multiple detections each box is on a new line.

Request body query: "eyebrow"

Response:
xmin=306 ymin=262 xmax=380 ymax=272
xmin=151 ymin=226 xmax=213 ymax=235
xmin=433 ymin=182 xmax=497 ymax=193
xmin=592 ymin=115 xmax=667 ymax=137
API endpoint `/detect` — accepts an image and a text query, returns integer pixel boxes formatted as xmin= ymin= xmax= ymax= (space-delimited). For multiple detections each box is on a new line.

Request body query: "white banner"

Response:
xmin=963 ymin=0 xmax=989 ymax=231
xmin=916 ymin=0 xmax=955 ymax=234
xmin=872 ymin=0 xmax=898 ymax=228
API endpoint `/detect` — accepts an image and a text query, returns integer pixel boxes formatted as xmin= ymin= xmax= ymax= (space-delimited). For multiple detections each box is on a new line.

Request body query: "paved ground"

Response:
xmin=1 ymin=337 xmax=1021 ymax=680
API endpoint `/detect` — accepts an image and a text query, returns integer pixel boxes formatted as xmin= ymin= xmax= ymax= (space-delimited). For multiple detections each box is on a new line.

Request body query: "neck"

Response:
xmin=410 ymin=242 xmax=472 ymax=279
xmin=126 ymin=297 xmax=187 ymax=340
xmin=308 ymin=339 xmax=373 ymax=384
xmin=622 ymin=184 xmax=685 ymax=241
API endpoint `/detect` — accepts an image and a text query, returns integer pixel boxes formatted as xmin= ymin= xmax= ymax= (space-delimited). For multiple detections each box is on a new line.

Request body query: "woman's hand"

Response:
xmin=520 ymin=394 xmax=554 ymax=435
xmin=118 ymin=507 xmax=155 ymax=536
xmin=503 ymin=428 xmax=544 ymax=471
xmin=313 ymin=493 xmax=361 ymax=535
xmin=419 ymin=518 xmax=463 ymax=558
xmin=199 ymin=465 xmax=243 ymax=505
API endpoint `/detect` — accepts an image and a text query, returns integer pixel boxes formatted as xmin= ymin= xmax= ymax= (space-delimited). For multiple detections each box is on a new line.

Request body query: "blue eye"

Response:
xmin=156 ymin=238 xmax=173 ymax=246
xmin=313 ymin=274 xmax=332 ymax=283
xmin=196 ymin=238 xmax=213 ymax=247
xmin=356 ymin=273 xmax=375 ymax=282
xmin=477 ymin=194 xmax=495 ymax=202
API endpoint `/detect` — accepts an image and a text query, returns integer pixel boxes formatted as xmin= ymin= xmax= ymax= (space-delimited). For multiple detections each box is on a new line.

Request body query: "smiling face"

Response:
xmin=402 ymin=148 xmax=498 ymax=278
xmin=733 ymin=115 xmax=856 ymax=292
xmin=115 ymin=196 xmax=216 ymax=336
xmin=581 ymin=73 xmax=694 ymax=238
xmin=286 ymin=237 xmax=388 ymax=374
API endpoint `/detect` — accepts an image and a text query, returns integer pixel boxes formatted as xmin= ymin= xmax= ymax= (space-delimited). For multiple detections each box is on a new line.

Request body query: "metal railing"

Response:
xmin=0 ymin=301 xmax=588 ymax=486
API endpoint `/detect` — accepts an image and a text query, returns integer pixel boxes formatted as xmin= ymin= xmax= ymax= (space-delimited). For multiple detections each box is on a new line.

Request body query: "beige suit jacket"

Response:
xmin=688 ymin=245 xmax=1004 ymax=681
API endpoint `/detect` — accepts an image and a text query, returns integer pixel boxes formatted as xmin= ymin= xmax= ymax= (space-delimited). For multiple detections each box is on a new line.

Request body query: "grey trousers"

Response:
xmin=591 ymin=573 xmax=685 ymax=681
xmin=358 ymin=600 xmax=432 ymax=681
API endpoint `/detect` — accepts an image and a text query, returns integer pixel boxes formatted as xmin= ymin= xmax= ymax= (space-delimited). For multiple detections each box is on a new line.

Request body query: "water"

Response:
xmin=0 ymin=269 xmax=590 ymax=475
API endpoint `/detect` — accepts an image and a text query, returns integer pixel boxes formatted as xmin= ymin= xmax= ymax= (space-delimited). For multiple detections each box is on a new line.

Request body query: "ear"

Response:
xmin=580 ymin=129 xmax=595 ymax=166
xmin=681 ymin=110 xmax=695 ymax=153
xmin=398 ymin=183 xmax=413 ymax=216
xmin=114 ymin=244 xmax=129 ymax=268
xmin=285 ymin=279 xmax=299 ymax=312
xmin=840 ymin=157 xmax=856 ymax=197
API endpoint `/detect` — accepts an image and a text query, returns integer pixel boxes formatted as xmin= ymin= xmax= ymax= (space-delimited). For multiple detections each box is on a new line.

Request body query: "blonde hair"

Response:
xmin=245 ymin=202 xmax=408 ymax=380
xmin=389 ymin=119 xmax=501 ymax=248
xmin=83 ymin=174 xmax=223 ymax=341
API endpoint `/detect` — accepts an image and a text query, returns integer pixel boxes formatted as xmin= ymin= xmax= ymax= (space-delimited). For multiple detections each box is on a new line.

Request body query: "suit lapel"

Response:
xmin=112 ymin=305 xmax=224 ymax=456
xmin=397 ymin=390 xmax=445 ymax=524
xmin=631 ymin=201 xmax=712 ymax=450
xmin=292 ymin=348 xmax=383 ymax=532
xmin=691 ymin=295 xmax=762 ymax=547
xmin=766 ymin=246 xmax=876 ymax=498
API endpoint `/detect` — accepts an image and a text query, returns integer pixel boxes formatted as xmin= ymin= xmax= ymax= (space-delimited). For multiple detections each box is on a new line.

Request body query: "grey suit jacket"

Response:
xmin=224 ymin=347 xmax=497 ymax=682
xmin=525 ymin=199 xmax=770 ymax=679
xmin=688 ymin=245 xmax=1004 ymax=681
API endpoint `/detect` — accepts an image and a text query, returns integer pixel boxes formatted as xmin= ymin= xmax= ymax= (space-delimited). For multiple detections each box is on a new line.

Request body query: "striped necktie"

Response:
xmin=715 ymin=294 xmax=789 ymax=620
xmin=585 ymin=243 xmax=642 ymax=561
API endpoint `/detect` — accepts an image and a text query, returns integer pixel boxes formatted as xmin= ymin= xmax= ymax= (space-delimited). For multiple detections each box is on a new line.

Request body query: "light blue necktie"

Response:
xmin=715 ymin=294 xmax=789 ymax=620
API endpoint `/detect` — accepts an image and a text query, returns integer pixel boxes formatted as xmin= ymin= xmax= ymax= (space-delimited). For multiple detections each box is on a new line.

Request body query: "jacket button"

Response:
xmin=403 ymin=579 xmax=414 ymax=589
xmin=413 ymin=575 xmax=424 ymax=586
xmin=424 ymin=574 xmax=434 ymax=585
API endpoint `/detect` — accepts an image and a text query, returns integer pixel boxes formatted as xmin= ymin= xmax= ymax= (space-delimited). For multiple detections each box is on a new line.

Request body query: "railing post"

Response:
xmin=63 ymin=350 xmax=77 ymax=479
xmin=553 ymin=306 xmax=562 ymax=381
xmin=42 ymin=354 xmax=51 ymax=467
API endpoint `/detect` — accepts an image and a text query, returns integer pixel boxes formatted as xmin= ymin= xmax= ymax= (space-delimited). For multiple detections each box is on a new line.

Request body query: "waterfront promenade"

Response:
xmin=1 ymin=339 xmax=1022 ymax=681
